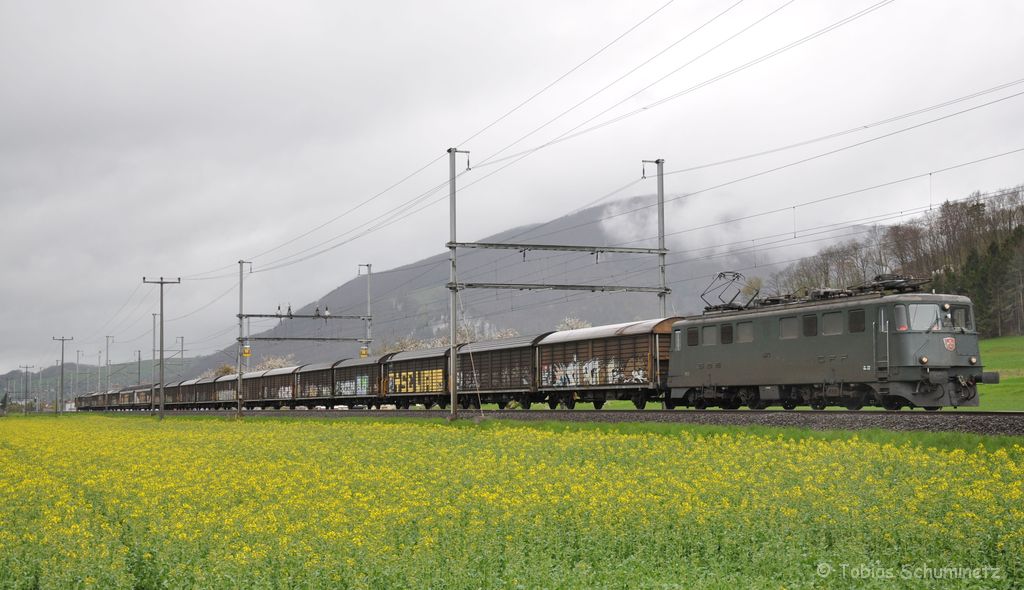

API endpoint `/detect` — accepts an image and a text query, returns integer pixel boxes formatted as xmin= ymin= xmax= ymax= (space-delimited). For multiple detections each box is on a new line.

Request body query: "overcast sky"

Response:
xmin=2 ymin=0 xmax=1022 ymax=377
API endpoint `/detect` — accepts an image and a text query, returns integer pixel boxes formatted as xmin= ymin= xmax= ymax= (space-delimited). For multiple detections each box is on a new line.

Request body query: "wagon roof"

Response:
xmin=297 ymin=361 xmax=337 ymax=373
xmin=537 ymin=318 xmax=683 ymax=345
xmin=196 ymin=376 xmax=218 ymax=384
xmin=387 ymin=346 xmax=452 ymax=362
xmin=334 ymin=354 xmax=393 ymax=368
xmin=210 ymin=370 xmax=269 ymax=382
xmin=459 ymin=333 xmax=551 ymax=353
xmin=178 ymin=378 xmax=201 ymax=386
xmin=263 ymin=366 xmax=300 ymax=377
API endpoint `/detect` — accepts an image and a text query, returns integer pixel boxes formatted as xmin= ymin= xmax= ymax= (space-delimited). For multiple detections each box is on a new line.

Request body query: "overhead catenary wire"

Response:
xmin=477 ymin=0 xmax=897 ymax=169
xmin=181 ymin=2 xmax=676 ymax=281
xmin=180 ymin=0 xmax=899 ymax=283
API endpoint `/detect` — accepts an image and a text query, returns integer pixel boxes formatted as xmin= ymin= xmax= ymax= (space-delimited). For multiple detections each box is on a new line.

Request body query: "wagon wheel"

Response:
xmin=437 ymin=400 xmax=448 ymax=410
xmin=593 ymin=400 xmax=605 ymax=410
xmin=423 ymin=400 xmax=434 ymax=410
xmin=547 ymin=398 xmax=559 ymax=410
xmin=460 ymin=397 xmax=471 ymax=410
xmin=632 ymin=394 xmax=647 ymax=410
xmin=497 ymin=400 xmax=507 ymax=410
xmin=521 ymin=399 xmax=532 ymax=410
xmin=470 ymin=397 xmax=481 ymax=410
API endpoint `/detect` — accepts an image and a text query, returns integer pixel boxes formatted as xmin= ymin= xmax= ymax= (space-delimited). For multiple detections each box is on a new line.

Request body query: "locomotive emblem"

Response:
xmin=943 ymin=337 xmax=956 ymax=351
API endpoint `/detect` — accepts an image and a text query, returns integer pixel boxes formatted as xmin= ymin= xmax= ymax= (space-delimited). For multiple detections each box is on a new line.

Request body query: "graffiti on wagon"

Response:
xmin=542 ymin=355 xmax=648 ymax=387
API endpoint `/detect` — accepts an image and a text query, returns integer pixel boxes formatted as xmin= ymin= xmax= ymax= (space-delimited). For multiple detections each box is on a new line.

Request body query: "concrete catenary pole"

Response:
xmin=19 ymin=366 xmax=33 ymax=414
xmin=151 ymin=313 xmax=158 ymax=410
xmin=359 ymin=264 xmax=373 ymax=356
xmin=236 ymin=261 xmax=251 ymax=419
xmin=52 ymin=337 xmax=72 ymax=414
xmin=105 ymin=335 xmax=113 ymax=394
xmin=143 ymin=277 xmax=180 ymax=419
xmin=656 ymin=158 xmax=666 ymax=318
xmin=448 ymin=148 xmax=458 ymax=415
xmin=74 ymin=350 xmax=82 ymax=399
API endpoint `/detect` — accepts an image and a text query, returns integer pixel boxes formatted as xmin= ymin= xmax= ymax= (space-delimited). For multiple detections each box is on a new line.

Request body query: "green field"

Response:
xmin=976 ymin=335 xmax=1024 ymax=411
xmin=0 ymin=415 xmax=1021 ymax=589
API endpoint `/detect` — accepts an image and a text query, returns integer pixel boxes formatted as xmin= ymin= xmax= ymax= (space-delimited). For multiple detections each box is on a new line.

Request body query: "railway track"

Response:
xmin=142 ymin=408 xmax=1024 ymax=436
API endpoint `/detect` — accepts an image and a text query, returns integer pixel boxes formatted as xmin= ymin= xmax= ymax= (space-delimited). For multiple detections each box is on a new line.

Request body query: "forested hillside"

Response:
xmin=765 ymin=185 xmax=1024 ymax=338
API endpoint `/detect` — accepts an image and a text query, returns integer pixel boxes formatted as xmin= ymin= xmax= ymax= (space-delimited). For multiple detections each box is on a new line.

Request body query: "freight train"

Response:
xmin=76 ymin=276 xmax=999 ymax=412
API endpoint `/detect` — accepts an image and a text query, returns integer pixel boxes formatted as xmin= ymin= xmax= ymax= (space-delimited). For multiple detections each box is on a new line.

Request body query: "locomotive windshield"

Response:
xmin=894 ymin=303 xmax=974 ymax=332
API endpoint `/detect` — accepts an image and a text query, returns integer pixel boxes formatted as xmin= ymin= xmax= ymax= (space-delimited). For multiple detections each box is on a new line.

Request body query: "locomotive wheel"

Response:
xmin=845 ymin=401 xmax=863 ymax=411
xmin=593 ymin=400 xmax=605 ymax=410
xmin=721 ymin=399 xmax=741 ymax=410
xmin=548 ymin=399 xmax=559 ymax=410
xmin=694 ymin=399 xmax=708 ymax=410
xmin=781 ymin=400 xmax=797 ymax=410
xmin=664 ymin=398 xmax=676 ymax=410
xmin=882 ymin=398 xmax=903 ymax=411
xmin=810 ymin=400 xmax=827 ymax=411
xmin=924 ymin=406 xmax=941 ymax=411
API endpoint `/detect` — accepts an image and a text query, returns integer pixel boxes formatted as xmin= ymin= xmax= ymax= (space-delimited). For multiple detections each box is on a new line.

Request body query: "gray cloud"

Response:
xmin=2 ymin=0 xmax=1023 ymax=375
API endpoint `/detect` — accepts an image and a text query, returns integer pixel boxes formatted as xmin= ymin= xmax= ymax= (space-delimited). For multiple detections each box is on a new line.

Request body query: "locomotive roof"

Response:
xmin=688 ymin=291 xmax=973 ymax=322
xmin=460 ymin=333 xmax=551 ymax=354
xmin=538 ymin=317 xmax=682 ymax=345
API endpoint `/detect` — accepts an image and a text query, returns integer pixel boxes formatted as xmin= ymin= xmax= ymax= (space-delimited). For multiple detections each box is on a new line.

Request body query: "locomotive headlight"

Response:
xmin=969 ymin=356 xmax=978 ymax=365
xmin=919 ymin=356 xmax=929 ymax=365
xmin=942 ymin=303 xmax=951 ymax=311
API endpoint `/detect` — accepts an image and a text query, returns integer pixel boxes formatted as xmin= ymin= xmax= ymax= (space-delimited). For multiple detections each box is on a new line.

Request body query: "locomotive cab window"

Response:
xmin=822 ymin=312 xmax=842 ymax=336
xmin=673 ymin=329 xmax=683 ymax=351
xmin=779 ymin=316 xmax=798 ymax=340
xmin=702 ymin=325 xmax=717 ymax=346
xmin=720 ymin=324 xmax=734 ymax=345
xmin=686 ymin=327 xmax=699 ymax=347
xmin=802 ymin=314 xmax=818 ymax=337
xmin=737 ymin=321 xmax=754 ymax=343
xmin=848 ymin=309 xmax=866 ymax=333
xmin=951 ymin=306 xmax=974 ymax=331
xmin=895 ymin=304 xmax=942 ymax=331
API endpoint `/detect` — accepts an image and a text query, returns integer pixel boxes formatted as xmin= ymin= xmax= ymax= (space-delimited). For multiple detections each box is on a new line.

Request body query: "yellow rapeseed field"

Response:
xmin=0 ymin=415 xmax=1020 ymax=588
